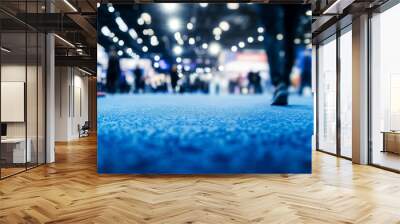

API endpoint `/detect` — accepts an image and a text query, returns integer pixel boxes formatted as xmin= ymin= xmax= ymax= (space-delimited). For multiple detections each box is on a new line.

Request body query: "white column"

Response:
xmin=352 ymin=14 xmax=369 ymax=164
xmin=45 ymin=0 xmax=55 ymax=163
xmin=46 ymin=33 xmax=55 ymax=163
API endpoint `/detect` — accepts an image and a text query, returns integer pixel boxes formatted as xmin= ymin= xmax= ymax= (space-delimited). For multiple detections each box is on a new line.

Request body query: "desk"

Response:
xmin=382 ymin=131 xmax=400 ymax=154
xmin=1 ymin=138 xmax=31 ymax=163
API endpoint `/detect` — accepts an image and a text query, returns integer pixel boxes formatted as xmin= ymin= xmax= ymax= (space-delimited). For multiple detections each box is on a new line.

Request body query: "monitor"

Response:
xmin=1 ymin=123 xmax=7 ymax=137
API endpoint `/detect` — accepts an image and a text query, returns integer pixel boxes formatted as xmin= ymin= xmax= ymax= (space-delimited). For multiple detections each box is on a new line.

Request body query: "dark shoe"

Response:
xmin=271 ymin=84 xmax=288 ymax=106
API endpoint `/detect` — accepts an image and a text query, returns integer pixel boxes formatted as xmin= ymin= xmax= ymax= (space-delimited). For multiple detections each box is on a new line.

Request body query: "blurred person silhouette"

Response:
xmin=179 ymin=72 xmax=190 ymax=93
xmin=299 ymin=49 xmax=312 ymax=95
xmin=170 ymin=65 xmax=179 ymax=93
xmin=228 ymin=78 xmax=237 ymax=94
xmin=259 ymin=5 xmax=308 ymax=105
xmin=133 ymin=65 xmax=145 ymax=93
xmin=248 ymin=71 xmax=263 ymax=94
xmin=106 ymin=50 xmax=121 ymax=93
xmin=119 ymin=73 xmax=131 ymax=93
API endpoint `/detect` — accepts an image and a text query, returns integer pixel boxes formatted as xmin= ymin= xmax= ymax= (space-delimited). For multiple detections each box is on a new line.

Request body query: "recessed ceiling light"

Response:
xmin=187 ymin=22 xmax=194 ymax=30
xmin=219 ymin=21 xmax=230 ymax=31
xmin=231 ymin=46 xmax=238 ymax=52
xmin=54 ymin=34 xmax=75 ymax=48
xmin=199 ymin=3 xmax=208 ymax=8
xmin=227 ymin=3 xmax=239 ymax=10
xmin=276 ymin=33 xmax=284 ymax=41
xmin=188 ymin=37 xmax=195 ymax=45
xmin=173 ymin=45 xmax=183 ymax=55
xmin=168 ymin=18 xmax=181 ymax=31
xmin=161 ymin=3 xmax=179 ymax=13
xmin=1 ymin=47 xmax=11 ymax=53
xmin=63 ymin=0 xmax=78 ymax=12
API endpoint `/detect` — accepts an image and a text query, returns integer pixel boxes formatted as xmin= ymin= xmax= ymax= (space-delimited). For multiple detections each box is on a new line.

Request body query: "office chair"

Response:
xmin=78 ymin=121 xmax=90 ymax=138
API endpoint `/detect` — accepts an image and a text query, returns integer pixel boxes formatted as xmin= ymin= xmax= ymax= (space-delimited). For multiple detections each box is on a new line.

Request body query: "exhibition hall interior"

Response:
xmin=0 ymin=0 xmax=400 ymax=223
xmin=97 ymin=3 xmax=313 ymax=174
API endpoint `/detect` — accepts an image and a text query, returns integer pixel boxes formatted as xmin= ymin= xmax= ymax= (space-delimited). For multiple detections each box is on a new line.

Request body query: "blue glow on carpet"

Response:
xmin=98 ymin=94 xmax=313 ymax=174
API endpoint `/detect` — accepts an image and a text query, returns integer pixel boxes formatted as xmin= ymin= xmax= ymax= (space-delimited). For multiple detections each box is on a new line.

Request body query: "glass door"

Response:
xmin=27 ymin=30 xmax=39 ymax=170
xmin=317 ymin=35 xmax=337 ymax=154
xmin=0 ymin=0 xmax=47 ymax=179
xmin=1 ymin=30 xmax=28 ymax=178
xmin=370 ymin=2 xmax=400 ymax=171
xmin=339 ymin=26 xmax=352 ymax=158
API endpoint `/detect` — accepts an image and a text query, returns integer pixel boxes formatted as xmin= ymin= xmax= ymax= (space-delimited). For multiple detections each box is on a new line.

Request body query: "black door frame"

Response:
xmin=0 ymin=0 xmax=48 ymax=180
xmin=315 ymin=19 xmax=353 ymax=161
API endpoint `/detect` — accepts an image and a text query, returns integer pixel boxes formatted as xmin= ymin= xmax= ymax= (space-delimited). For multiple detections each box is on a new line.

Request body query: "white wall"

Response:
xmin=55 ymin=67 xmax=89 ymax=141
xmin=71 ymin=73 xmax=89 ymax=138
xmin=1 ymin=65 xmax=39 ymax=138
xmin=55 ymin=66 xmax=69 ymax=141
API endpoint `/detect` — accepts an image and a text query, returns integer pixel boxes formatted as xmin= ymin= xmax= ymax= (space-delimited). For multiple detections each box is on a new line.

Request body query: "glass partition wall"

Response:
xmin=316 ymin=0 xmax=400 ymax=172
xmin=370 ymin=2 xmax=400 ymax=171
xmin=316 ymin=25 xmax=353 ymax=159
xmin=339 ymin=27 xmax=352 ymax=159
xmin=317 ymin=35 xmax=337 ymax=155
xmin=0 ymin=1 xmax=46 ymax=179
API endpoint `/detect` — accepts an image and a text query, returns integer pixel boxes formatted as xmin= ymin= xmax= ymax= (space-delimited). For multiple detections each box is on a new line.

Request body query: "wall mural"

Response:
xmin=97 ymin=3 xmax=313 ymax=174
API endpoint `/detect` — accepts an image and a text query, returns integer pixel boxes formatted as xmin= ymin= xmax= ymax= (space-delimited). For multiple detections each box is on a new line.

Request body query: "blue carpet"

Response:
xmin=98 ymin=94 xmax=313 ymax=174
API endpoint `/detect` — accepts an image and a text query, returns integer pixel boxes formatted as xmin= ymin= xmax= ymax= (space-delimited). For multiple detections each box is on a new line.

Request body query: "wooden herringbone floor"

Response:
xmin=1 ymin=135 xmax=400 ymax=224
